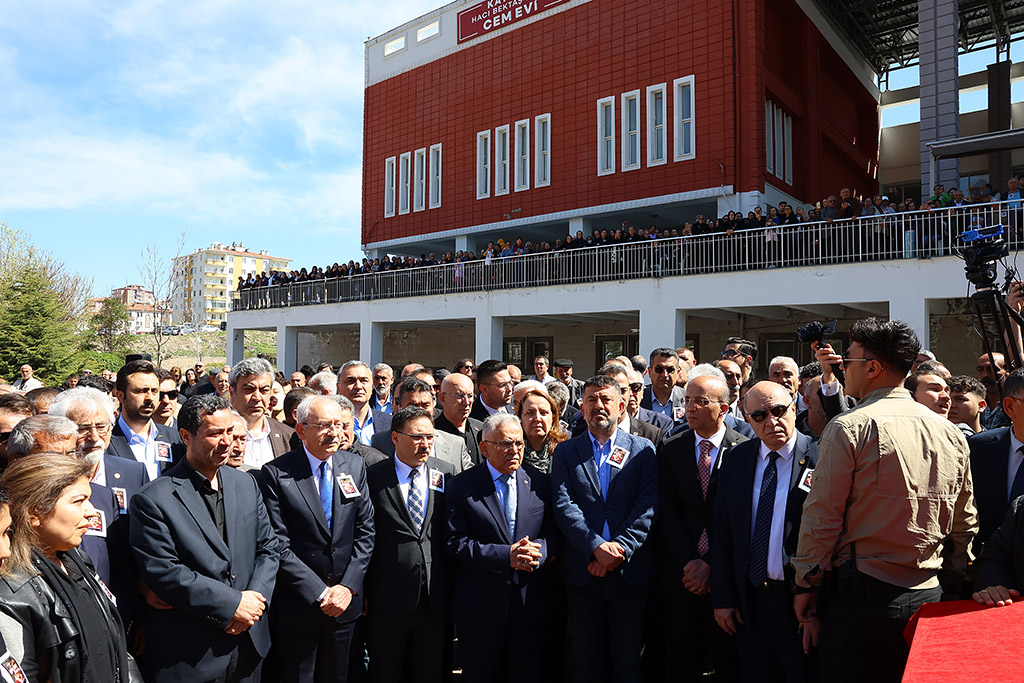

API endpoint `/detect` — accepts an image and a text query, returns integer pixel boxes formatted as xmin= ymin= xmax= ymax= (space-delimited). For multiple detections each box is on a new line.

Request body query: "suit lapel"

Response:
xmin=999 ymin=430 xmax=1013 ymax=501
xmin=479 ymin=466 xmax=511 ymax=543
xmin=298 ymin=455 xmax=331 ymax=538
xmin=222 ymin=469 xmax=239 ymax=552
xmin=382 ymin=463 xmax=418 ymax=533
xmin=173 ymin=476 xmax=230 ymax=561
xmin=513 ymin=469 xmax=532 ymax=541
xmin=575 ymin=437 xmax=602 ymax=497
xmin=738 ymin=442 xmax=758 ymax=543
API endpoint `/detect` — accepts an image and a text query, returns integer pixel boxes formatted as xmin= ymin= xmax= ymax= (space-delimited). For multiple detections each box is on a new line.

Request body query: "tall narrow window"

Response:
xmin=495 ymin=125 xmax=510 ymax=195
xmin=413 ymin=148 xmax=427 ymax=211
xmin=765 ymin=100 xmax=774 ymax=174
xmin=535 ymin=113 xmax=551 ymax=187
xmin=398 ymin=152 xmax=411 ymax=214
xmin=622 ymin=91 xmax=640 ymax=171
xmin=646 ymin=83 xmax=667 ymax=166
xmin=384 ymin=156 xmax=396 ymax=217
xmin=674 ymin=75 xmax=695 ymax=161
xmin=514 ymin=119 xmax=530 ymax=191
xmin=765 ymin=99 xmax=794 ymax=186
xmin=429 ymin=143 xmax=442 ymax=208
xmin=597 ymin=97 xmax=615 ymax=176
xmin=476 ymin=131 xmax=491 ymax=199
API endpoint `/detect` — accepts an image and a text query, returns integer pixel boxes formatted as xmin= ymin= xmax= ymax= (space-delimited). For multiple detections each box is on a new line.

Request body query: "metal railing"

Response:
xmin=233 ymin=199 xmax=1023 ymax=311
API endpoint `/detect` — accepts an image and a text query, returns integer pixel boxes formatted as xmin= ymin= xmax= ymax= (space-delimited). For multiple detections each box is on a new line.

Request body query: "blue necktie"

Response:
xmin=408 ymin=469 xmax=425 ymax=532
xmin=749 ymin=451 xmax=779 ymax=587
xmin=1010 ymin=446 xmax=1024 ymax=502
xmin=500 ymin=473 xmax=516 ymax=539
xmin=317 ymin=461 xmax=333 ymax=531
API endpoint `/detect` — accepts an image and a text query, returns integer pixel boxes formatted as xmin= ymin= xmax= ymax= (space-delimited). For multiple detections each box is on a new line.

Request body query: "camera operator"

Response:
xmin=791 ymin=318 xmax=977 ymax=683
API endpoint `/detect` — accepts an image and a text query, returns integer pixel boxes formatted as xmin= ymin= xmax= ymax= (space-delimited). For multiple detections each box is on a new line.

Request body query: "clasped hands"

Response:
xmin=510 ymin=536 xmax=543 ymax=572
xmin=586 ymin=541 xmax=625 ymax=577
xmin=226 ymin=590 xmax=267 ymax=635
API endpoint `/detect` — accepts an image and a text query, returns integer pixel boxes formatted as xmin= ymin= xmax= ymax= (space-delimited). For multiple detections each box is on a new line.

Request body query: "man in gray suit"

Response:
xmin=371 ymin=376 xmax=472 ymax=472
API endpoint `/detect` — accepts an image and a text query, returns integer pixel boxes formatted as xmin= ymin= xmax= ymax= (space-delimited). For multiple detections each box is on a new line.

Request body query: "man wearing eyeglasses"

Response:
xmin=370 ymin=377 xmax=471 ymax=472
xmin=258 ymin=395 xmax=375 ymax=682
xmin=109 ymin=360 xmax=185 ymax=479
xmin=365 ymin=406 xmax=455 ymax=683
xmin=655 ymin=374 xmax=748 ymax=682
xmin=436 ymin=372 xmax=484 ymax=466
xmin=445 ymin=413 xmax=556 ymax=683
xmin=470 ymin=360 xmax=515 ymax=421
xmin=711 ymin=382 xmax=818 ymax=681
xmin=792 ymin=318 xmax=976 ymax=682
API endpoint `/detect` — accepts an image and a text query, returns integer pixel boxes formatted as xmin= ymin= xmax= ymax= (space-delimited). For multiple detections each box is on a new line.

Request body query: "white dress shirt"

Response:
xmin=243 ymin=417 xmax=275 ymax=469
xmin=750 ymin=434 xmax=797 ymax=581
xmin=118 ymin=415 xmax=160 ymax=481
xmin=304 ymin=446 xmax=333 ymax=496
xmin=394 ymin=457 xmax=429 ymax=510
xmin=693 ymin=424 xmax=727 ymax=471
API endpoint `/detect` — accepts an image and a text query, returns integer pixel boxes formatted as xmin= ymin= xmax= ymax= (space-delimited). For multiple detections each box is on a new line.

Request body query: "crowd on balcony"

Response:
xmin=234 ymin=178 xmax=1023 ymax=306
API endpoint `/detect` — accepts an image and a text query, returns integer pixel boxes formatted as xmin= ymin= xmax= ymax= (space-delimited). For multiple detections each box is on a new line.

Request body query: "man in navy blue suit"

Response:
xmin=259 ymin=395 xmax=375 ymax=682
xmin=130 ymin=395 xmax=279 ymax=683
xmin=108 ymin=359 xmax=185 ymax=479
xmin=550 ymin=375 xmax=658 ymax=683
xmin=711 ymin=382 xmax=819 ymax=682
xmin=446 ymin=412 xmax=556 ymax=683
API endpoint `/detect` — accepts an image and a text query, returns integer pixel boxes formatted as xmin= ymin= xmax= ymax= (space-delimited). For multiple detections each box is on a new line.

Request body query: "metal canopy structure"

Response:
xmin=812 ymin=0 xmax=1024 ymax=74
xmin=926 ymin=127 xmax=1024 ymax=186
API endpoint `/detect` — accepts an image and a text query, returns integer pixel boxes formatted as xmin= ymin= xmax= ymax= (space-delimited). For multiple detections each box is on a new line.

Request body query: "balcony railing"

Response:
xmin=231 ymin=199 xmax=1022 ymax=312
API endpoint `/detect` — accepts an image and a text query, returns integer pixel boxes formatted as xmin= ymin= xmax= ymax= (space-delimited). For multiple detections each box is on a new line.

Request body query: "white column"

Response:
xmin=475 ymin=314 xmax=503 ymax=361
xmin=277 ymin=325 xmax=299 ymax=374
xmin=639 ymin=305 xmax=685 ymax=358
xmin=889 ymin=297 xmax=931 ymax=350
xmin=568 ymin=216 xmax=592 ymax=236
xmin=360 ymin=321 xmax=384 ymax=365
xmin=455 ymin=234 xmax=473 ymax=254
xmin=226 ymin=328 xmax=245 ymax=367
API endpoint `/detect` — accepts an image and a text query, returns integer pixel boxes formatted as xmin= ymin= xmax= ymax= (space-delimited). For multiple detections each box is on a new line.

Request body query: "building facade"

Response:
xmin=172 ymin=242 xmax=290 ymax=326
xmin=361 ymin=0 xmax=879 ymax=258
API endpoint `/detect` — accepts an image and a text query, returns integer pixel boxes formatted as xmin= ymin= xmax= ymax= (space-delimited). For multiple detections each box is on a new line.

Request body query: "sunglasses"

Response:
xmin=628 ymin=382 xmax=644 ymax=393
xmin=160 ymin=390 xmax=179 ymax=401
xmin=748 ymin=402 xmax=793 ymax=423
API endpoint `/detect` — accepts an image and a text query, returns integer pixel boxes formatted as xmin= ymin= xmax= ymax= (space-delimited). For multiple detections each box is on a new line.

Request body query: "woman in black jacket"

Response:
xmin=0 ymin=455 xmax=140 ymax=683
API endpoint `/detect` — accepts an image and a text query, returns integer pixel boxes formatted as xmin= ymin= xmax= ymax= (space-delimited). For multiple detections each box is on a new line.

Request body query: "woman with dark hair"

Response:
xmin=0 ymin=455 xmax=140 ymax=682
xmin=180 ymin=367 xmax=199 ymax=397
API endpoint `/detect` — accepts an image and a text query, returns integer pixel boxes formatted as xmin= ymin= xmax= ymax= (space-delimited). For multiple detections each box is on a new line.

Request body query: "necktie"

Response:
xmin=408 ymin=468 xmax=425 ymax=533
xmin=749 ymin=451 xmax=780 ymax=587
xmin=500 ymin=474 xmax=516 ymax=539
xmin=697 ymin=440 xmax=713 ymax=555
xmin=317 ymin=461 xmax=333 ymax=531
xmin=1011 ymin=446 xmax=1024 ymax=502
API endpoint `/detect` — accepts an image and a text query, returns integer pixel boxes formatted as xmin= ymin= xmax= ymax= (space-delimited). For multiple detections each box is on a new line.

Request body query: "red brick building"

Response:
xmin=362 ymin=0 xmax=880 ymax=256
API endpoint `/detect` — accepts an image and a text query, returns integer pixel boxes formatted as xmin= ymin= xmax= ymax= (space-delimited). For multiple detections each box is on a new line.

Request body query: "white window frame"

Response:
xmin=413 ymin=147 xmax=427 ymax=212
xmin=783 ymin=115 xmax=794 ymax=186
xmin=774 ymin=106 xmax=784 ymax=177
xmin=514 ymin=119 xmax=530 ymax=192
xmin=765 ymin=100 xmax=774 ymax=174
xmin=646 ymin=83 xmax=667 ymax=167
xmin=416 ymin=20 xmax=440 ymax=43
xmin=429 ymin=143 xmax=442 ymax=208
xmin=621 ymin=90 xmax=641 ymax=171
xmin=476 ymin=130 xmax=491 ymax=199
xmin=384 ymin=35 xmax=406 ymax=57
xmin=765 ymin=99 xmax=794 ymax=186
xmin=673 ymin=75 xmax=695 ymax=161
xmin=535 ymin=113 xmax=551 ymax=187
xmin=384 ymin=156 xmax=396 ymax=218
xmin=495 ymin=125 xmax=510 ymax=196
xmin=398 ymin=152 xmax=411 ymax=215
xmin=597 ymin=97 xmax=615 ymax=176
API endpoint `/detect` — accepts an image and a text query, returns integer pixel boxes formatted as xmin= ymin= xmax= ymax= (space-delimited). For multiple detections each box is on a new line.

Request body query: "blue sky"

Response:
xmin=0 ymin=0 xmax=439 ymax=295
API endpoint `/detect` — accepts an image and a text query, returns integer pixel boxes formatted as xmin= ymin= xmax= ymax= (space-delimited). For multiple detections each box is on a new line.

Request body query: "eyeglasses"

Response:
xmin=840 ymin=351 xmax=874 ymax=364
xmin=721 ymin=349 xmax=743 ymax=359
xmin=683 ymin=396 xmax=720 ymax=408
xmin=747 ymin=402 xmax=793 ymax=423
xmin=486 ymin=381 xmax=515 ymax=390
xmin=396 ymin=432 xmax=435 ymax=443
xmin=629 ymin=383 xmax=644 ymax=393
xmin=160 ymin=390 xmax=179 ymax=401
xmin=458 ymin=364 xmax=474 ymax=371
xmin=651 ymin=365 xmax=677 ymax=375
xmin=77 ymin=422 xmax=112 ymax=436
xmin=305 ymin=421 xmax=346 ymax=432
xmin=483 ymin=439 xmax=526 ymax=452
xmin=445 ymin=391 xmax=474 ymax=402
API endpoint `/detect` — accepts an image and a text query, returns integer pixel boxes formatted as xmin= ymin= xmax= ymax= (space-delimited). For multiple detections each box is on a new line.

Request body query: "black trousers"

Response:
xmin=818 ymin=578 xmax=941 ymax=683
xmin=736 ymin=582 xmax=813 ymax=683
xmin=273 ymin=609 xmax=356 ymax=683
xmin=367 ymin=594 xmax=444 ymax=683
xmin=565 ymin=575 xmax=648 ymax=683
xmin=203 ymin=635 xmax=263 ymax=683
xmin=456 ymin=583 xmax=545 ymax=683
xmin=663 ymin=585 xmax=738 ymax=683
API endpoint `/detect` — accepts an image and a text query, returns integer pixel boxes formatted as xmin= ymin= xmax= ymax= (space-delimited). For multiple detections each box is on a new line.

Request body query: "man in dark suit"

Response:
xmin=365 ymin=406 xmax=456 ymax=683
xmin=130 ymin=395 xmax=279 ymax=683
xmin=469 ymin=360 xmax=514 ymax=422
xmin=656 ymin=374 xmax=748 ymax=682
xmin=259 ymin=395 xmax=375 ymax=682
xmin=550 ymin=375 xmax=658 ymax=683
xmin=339 ymin=361 xmax=393 ymax=447
xmin=435 ymin=372 xmax=483 ymax=466
xmin=572 ymin=364 xmax=662 ymax=446
xmin=641 ymin=348 xmax=686 ymax=425
xmin=553 ymin=358 xmax=585 ymax=410
xmin=968 ymin=369 xmax=1024 ymax=550
xmin=229 ymin=358 xmax=295 ymax=469
xmin=108 ymin=359 xmax=185 ymax=479
xmin=445 ymin=413 xmax=557 ymax=683
xmin=371 ymin=377 xmax=471 ymax=472
xmin=712 ymin=382 xmax=818 ymax=682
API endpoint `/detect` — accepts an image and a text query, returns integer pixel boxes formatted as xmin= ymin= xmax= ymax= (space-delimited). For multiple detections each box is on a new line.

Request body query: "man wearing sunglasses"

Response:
xmin=792 ymin=318 xmax=976 ymax=682
xmin=154 ymin=368 xmax=181 ymax=429
xmin=721 ymin=338 xmax=757 ymax=384
xmin=711 ymin=382 xmax=818 ymax=681
xmin=641 ymin=348 xmax=686 ymax=425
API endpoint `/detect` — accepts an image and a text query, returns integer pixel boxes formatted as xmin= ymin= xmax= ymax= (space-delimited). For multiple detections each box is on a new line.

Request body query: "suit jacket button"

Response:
xmin=506 ymin=580 xmax=512 ymax=585
xmin=230 ymin=573 xmax=236 ymax=581
xmin=327 ymin=573 xmax=333 ymax=582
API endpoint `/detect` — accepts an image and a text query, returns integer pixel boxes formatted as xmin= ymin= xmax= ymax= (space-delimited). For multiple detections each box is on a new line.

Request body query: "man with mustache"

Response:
xmin=108 ymin=359 xmax=185 ymax=479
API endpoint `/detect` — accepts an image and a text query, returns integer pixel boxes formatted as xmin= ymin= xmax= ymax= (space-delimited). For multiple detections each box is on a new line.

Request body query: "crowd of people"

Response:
xmin=234 ymin=179 xmax=1024 ymax=310
xmin=0 ymin=308 xmax=1023 ymax=682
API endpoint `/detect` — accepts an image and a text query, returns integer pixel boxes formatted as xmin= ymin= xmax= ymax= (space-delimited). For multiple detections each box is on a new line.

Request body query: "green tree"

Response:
xmin=86 ymin=297 xmax=132 ymax=355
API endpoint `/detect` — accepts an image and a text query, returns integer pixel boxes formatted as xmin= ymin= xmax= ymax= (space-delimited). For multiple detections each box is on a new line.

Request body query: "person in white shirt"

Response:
xmin=12 ymin=365 xmax=42 ymax=391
